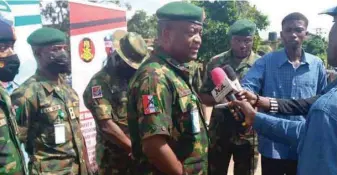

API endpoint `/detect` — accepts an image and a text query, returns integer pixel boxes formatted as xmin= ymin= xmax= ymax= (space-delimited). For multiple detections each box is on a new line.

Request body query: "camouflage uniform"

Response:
xmin=11 ymin=72 xmax=89 ymax=175
xmin=201 ymin=50 xmax=260 ymax=175
xmin=128 ymin=48 xmax=209 ymax=174
xmin=0 ymin=85 xmax=26 ymax=175
xmin=83 ymin=68 xmax=133 ymax=175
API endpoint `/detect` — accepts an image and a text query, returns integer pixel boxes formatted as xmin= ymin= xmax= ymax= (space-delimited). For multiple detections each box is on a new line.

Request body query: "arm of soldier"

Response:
xmin=11 ymin=91 xmax=34 ymax=143
xmin=83 ymin=83 xmax=131 ymax=153
xmin=136 ymin=76 xmax=184 ymax=175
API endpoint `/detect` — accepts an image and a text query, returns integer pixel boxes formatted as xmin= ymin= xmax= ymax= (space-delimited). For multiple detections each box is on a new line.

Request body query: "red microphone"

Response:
xmin=211 ymin=67 xmax=245 ymax=122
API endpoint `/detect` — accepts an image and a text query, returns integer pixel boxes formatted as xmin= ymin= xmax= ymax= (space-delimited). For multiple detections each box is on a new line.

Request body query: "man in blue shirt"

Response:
xmin=241 ymin=12 xmax=327 ymax=175
xmin=230 ymin=7 xmax=337 ymax=175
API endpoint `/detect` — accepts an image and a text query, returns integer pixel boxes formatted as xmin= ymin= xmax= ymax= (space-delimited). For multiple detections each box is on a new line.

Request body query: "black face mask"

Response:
xmin=46 ymin=51 xmax=71 ymax=75
xmin=117 ymin=64 xmax=137 ymax=80
xmin=0 ymin=54 xmax=20 ymax=82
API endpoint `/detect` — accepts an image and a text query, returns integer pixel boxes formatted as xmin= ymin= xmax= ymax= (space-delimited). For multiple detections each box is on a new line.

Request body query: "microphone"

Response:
xmin=210 ymin=67 xmax=244 ymax=122
xmin=223 ymin=65 xmax=243 ymax=91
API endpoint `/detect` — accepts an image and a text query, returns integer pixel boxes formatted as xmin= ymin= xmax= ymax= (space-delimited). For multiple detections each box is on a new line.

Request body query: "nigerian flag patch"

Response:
xmin=142 ymin=95 xmax=160 ymax=115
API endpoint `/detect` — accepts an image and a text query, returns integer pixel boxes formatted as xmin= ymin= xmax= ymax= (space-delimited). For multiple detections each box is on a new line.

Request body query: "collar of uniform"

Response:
xmin=229 ymin=50 xmax=257 ymax=71
xmin=277 ymin=48 xmax=311 ymax=68
xmin=34 ymin=71 xmax=63 ymax=93
xmin=154 ymin=47 xmax=191 ymax=75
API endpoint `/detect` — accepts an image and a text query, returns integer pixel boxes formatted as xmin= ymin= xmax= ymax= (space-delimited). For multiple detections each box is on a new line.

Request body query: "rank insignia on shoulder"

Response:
xmin=92 ymin=86 xmax=103 ymax=99
xmin=142 ymin=95 xmax=160 ymax=115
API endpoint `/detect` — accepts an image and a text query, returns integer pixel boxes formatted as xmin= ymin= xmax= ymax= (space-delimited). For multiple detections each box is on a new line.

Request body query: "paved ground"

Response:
xmin=227 ymin=155 xmax=262 ymax=175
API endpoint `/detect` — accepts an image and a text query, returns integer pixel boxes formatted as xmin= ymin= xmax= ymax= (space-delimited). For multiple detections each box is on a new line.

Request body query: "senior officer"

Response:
xmin=127 ymin=2 xmax=209 ymax=175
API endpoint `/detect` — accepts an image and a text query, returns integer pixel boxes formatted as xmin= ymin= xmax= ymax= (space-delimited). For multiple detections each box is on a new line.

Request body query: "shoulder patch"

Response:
xmin=142 ymin=95 xmax=160 ymax=115
xmin=92 ymin=86 xmax=103 ymax=99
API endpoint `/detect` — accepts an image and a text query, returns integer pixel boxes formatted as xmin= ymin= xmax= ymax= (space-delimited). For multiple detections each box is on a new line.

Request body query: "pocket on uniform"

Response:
xmin=39 ymin=158 xmax=73 ymax=173
xmin=177 ymin=95 xmax=200 ymax=135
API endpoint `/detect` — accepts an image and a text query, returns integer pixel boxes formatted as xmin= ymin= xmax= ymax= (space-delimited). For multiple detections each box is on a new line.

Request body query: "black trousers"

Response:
xmin=209 ymin=142 xmax=255 ymax=175
xmin=261 ymin=156 xmax=297 ymax=175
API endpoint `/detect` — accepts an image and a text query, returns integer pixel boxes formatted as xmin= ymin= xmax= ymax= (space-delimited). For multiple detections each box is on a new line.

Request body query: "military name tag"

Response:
xmin=68 ymin=107 xmax=76 ymax=120
xmin=41 ymin=105 xmax=61 ymax=113
xmin=191 ymin=109 xmax=200 ymax=134
xmin=0 ymin=118 xmax=7 ymax=127
xmin=54 ymin=123 xmax=66 ymax=144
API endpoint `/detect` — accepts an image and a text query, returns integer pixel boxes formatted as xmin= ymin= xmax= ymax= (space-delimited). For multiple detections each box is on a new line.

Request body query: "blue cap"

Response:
xmin=319 ymin=6 xmax=337 ymax=16
xmin=0 ymin=18 xmax=15 ymax=42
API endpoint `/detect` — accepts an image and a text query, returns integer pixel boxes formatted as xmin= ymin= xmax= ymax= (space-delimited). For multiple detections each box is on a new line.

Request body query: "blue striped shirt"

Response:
xmin=241 ymin=48 xmax=327 ymax=159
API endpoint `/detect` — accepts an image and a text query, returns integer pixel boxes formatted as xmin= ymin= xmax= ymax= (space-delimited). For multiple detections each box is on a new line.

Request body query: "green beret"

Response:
xmin=27 ymin=27 xmax=66 ymax=46
xmin=319 ymin=6 xmax=337 ymax=16
xmin=229 ymin=19 xmax=256 ymax=36
xmin=156 ymin=2 xmax=204 ymax=25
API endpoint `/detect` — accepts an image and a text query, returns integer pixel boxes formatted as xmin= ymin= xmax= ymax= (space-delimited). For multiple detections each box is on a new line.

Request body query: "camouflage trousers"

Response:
xmin=28 ymin=159 xmax=79 ymax=175
xmin=208 ymin=118 xmax=259 ymax=175
xmin=96 ymin=144 xmax=134 ymax=175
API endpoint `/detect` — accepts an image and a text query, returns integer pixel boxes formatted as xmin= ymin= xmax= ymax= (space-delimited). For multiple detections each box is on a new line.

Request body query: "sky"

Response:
xmin=124 ymin=0 xmax=336 ymax=39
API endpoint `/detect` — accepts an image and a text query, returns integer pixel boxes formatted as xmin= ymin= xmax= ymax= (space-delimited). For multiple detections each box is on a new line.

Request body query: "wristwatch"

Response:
xmin=269 ymin=98 xmax=278 ymax=113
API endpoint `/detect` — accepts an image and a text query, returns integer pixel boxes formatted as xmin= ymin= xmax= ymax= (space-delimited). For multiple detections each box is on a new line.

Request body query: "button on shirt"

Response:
xmin=253 ymin=87 xmax=337 ymax=175
xmin=241 ymin=49 xmax=327 ymax=159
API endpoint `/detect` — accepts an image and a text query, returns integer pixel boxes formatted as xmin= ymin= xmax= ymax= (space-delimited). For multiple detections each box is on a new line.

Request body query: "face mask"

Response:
xmin=0 ymin=54 xmax=20 ymax=82
xmin=117 ymin=63 xmax=137 ymax=80
xmin=46 ymin=51 xmax=71 ymax=75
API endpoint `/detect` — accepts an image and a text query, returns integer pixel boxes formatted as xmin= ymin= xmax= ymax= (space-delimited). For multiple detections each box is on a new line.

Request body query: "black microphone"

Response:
xmin=223 ymin=65 xmax=243 ymax=91
xmin=221 ymin=65 xmax=245 ymax=123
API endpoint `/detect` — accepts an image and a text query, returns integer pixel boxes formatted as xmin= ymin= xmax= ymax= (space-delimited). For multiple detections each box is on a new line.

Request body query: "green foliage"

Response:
xmin=303 ymin=35 xmax=328 ymax=67
xmin=127 ymin=10 xmax=157 ymax=39
xmin=40 ymin=0 xmax=69 ymax=33
xmin=191 ymin=0 xmax=269 ymax=62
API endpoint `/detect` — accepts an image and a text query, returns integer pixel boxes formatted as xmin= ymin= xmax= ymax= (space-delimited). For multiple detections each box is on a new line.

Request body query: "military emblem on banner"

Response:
xmin=79 ymin=37 xmax=95 ymax=63
xmin=92 ymin=86 xmax=103 ymax=99
xmin=142 ymin=95 xmax=160 ymax=115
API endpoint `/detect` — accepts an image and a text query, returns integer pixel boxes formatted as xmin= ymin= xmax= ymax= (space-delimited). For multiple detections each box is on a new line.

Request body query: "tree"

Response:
xmin=303 ymin=35 xmax=328 ymax=67
xmin=40 ymin=0 xmax=69 ymax=33
xmin=191 ymin=1 xmax=269 ymax=62
xmin=127 ymin=10 xmax=157 ymax=39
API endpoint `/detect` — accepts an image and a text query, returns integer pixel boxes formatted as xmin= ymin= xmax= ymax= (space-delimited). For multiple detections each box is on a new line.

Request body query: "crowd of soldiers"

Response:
xmin=1 ymin=1 xmax=336 ymax=175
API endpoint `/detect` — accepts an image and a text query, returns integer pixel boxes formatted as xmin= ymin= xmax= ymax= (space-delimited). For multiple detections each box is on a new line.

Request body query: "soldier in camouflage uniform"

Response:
xmin=127 ymin=2 xmax=209 ymax=174
xmin=257 ymin=45 xmax=273 ymax=57
xmin=11 ymin=27 xmax=91 ymax=175
xmin=199 ymin=19 xmax=260 ymax=175
xmin=83 ymin=30 xmax=149 ymax=175
xmin=0 ymin=17 xmax=27 ymax=175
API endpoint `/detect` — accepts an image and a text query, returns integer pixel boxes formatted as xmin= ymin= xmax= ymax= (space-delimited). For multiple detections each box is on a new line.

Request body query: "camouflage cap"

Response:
xmin=112 ymin=30 xmax=149 ymax=69
xmin=319 ymin=6 xmax=337 ymax=16
xmin=156 ymin=1 xmax=204 ymax=25
xmin=229 ymin=19 xmax=256 ymax=36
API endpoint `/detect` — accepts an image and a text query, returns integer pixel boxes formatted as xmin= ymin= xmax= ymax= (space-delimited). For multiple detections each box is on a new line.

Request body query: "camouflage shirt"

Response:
xmin=0 ymin=85 xmax=26 ymax=175
xmin=128 ymin=49 xmax=209 ymax=175
xmin=11 ymin=72 xmax=88 ymax=175
xmin=83 ymin=67 xmax=131 ymax=173
xmin=201 ymin=50 xmax=260 ymax=145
